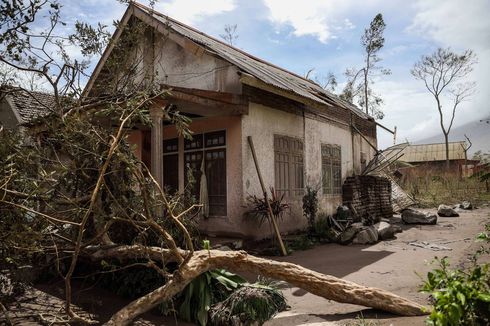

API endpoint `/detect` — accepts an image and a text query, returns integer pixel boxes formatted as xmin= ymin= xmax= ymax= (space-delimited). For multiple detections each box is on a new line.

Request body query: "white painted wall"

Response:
xmin=239 ymin=103 xmax=376 ymax=238
xmin=152 ymin=34 xmax=242 ymax=93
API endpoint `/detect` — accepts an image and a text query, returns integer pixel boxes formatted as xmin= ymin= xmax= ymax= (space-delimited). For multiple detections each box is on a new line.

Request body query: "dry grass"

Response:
xmin=400 ymin=175 xmax=490 ymax=207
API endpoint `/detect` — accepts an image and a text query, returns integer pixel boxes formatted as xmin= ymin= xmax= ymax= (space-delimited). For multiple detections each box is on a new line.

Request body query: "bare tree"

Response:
xmin=220 ymin=24 xmax=238 ymax=46
xmin=411 ymin=48 xmax=477 ymax=168
xmin=340 ymin=13 xmax=391 ymax=119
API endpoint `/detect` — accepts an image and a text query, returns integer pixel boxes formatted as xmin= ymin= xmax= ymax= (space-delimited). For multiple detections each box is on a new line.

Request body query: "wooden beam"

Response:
xmin=247 ymin=136 xmax=288 ymax=256
xmin=161 ymin=84 xmax=246 ymax=106
xmin=160 ymin=88 xmax=248 ymax=115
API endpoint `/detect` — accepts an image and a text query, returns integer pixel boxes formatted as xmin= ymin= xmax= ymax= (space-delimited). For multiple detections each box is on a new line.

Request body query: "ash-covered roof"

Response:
xmin=398 ymin=141 xmax=467 ymax=163
xmin=1 ymin=87 xmax=56 ymax=124
xmin=129 ymin=2 xmax=370 ymax=120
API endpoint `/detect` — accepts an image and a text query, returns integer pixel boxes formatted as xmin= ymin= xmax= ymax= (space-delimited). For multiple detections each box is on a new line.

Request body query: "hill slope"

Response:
xmin=413 ymin=118 xmax=490 ymax=157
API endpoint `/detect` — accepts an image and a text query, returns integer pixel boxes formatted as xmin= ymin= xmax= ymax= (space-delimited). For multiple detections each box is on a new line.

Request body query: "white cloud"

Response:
xmin=262 ymin=0 xmax=372 ymax=43
xmin=393 ymin=0 xmax=490 ymax=149
xmin=156 ymin=0 xmax=236 ymax=25
xmin=409 ymin=0 xmax=490 ymax=51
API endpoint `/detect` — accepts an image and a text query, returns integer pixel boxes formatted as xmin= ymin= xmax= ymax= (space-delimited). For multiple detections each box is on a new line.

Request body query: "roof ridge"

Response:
xmin=132 ymin=2 xmax=324 ymax=89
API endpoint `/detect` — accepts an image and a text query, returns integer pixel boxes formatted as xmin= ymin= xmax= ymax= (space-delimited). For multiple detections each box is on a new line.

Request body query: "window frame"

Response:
xmin=274 ymin=134 xmax=305 ymax=198
xmin=183 ymin=129 xmax=227 ymax=217
xmin=163 ymin=138 xmax=179 ymax=194
xmin=321 ymin=143 xmax=342 ymax=195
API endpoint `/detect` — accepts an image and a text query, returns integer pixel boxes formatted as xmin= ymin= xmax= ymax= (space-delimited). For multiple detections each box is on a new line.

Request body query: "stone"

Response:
xmin=375 ymin=221 xmax=396 ymax=240
xmin=461 ymin=201 xmax=473 ymax=210
xmin=217 ymin=245 xmax=232 ymax=251
xmin=401 ymin=209 xmax=437 ymax=225
xmin=339 ymin=222 xmax=363 ymax=244
xmin=232 ymin=240 xmax=243 ymax=250
xmin=437 ymin=204 xmax=460 ymax=217
xmin=352 ymin=226 xmax=379 ymax=244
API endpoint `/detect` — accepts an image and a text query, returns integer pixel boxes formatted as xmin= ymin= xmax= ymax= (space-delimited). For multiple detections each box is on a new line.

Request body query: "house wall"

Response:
xmin=0 ymin=97 xmax=21 ymax=129
xmin=151 ymin=32 xmax=242 ymax=94
xmin=240 ymin=103 xmax=377 ymax=238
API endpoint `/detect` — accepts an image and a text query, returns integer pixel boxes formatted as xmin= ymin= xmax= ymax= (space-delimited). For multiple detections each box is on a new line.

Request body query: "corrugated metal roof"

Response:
xmin=133 ymin=2 xmax=370 ymax=120
xmin=398 ymin=141 xmax=467 ymax=163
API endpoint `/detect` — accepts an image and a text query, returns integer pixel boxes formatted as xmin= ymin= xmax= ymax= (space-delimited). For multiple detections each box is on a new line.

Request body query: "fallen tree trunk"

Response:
xmin=94 ymin=247 xmax=428 ymax=325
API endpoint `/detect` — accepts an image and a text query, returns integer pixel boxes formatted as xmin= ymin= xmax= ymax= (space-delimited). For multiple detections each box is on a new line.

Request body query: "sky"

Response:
xmin=33 ymin=0 xmax=490 ymax=149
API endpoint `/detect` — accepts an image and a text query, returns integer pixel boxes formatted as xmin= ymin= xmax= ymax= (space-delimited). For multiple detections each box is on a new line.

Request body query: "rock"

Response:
xmin=217 ymin=245 xmax=232 ymax=251
xmin=375 ymin=221 xmax=396 ymax=240
xmin=401 ymin=209 xmax=437 ymax=225
xmin=437 ymin=204 xmax=460 ymax=217
xmin=352 ymin=226 xmax=378 ymax=244
xmin=339 ymin=222 xmax=363 ymax=244
xmin=392 ymin=224 xmax=403 ymax=233
xmin=232 ymin=240 xmax=243 ymax=250
xmin=461 ymin=201 xmax=473 ymax=210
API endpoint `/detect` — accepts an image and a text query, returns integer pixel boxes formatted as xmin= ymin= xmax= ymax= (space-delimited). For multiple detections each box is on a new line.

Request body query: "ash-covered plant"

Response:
xmin=245 ymin=187 xmax=290 ymax=226
xmin=209 ymin=278 xmax=287 ymax=326
xmin=302 ymin=186 xmax=319 ymax=235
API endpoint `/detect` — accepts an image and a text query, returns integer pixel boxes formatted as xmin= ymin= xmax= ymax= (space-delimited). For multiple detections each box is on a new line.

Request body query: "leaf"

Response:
xmin=456 ymin=292 xmax=466 ymax=306
xmin=477 ymin=293 xmax=490 ymax=302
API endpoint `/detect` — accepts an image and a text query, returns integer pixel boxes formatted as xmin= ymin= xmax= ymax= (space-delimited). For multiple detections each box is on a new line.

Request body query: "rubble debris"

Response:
xmin=437 ymin=204 xmax=460 ymax=217
xmin=401 ymin=209 xmax=437 ymax=225
xmin=408 ymin=241 xmax=452 ymax=251
xmin=375 ymin=221 xmax=396 ymax=240
xmin=340 ymin=223 xmax=364 ymax=244
xmin=353 ymin=226 xmax=379 ymax=244
xmin=342 ymin=175 xmax=393 ymax=224
xmin=454 ymin=201 xmax=473 ymax=210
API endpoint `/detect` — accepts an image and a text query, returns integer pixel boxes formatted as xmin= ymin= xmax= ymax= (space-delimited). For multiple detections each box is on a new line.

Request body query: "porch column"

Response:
xmin=150 ymin=106 xmax=164 ymax=187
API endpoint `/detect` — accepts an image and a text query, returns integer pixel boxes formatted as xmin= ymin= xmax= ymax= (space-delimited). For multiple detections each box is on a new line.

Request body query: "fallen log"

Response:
xmin=92 ymin=247 xmax=429 ymax=325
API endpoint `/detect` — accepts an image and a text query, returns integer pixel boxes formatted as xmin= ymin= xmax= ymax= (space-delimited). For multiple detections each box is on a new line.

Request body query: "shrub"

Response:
xmin=209 ymin=279 xmax=287 ymax=326
xmin=421 ymin=222 xmax=490 ymax=325
xmin=421 ymin=257 xmax=490 ymax=325
xmin=302 ymin=186 xmax=318 ymax=235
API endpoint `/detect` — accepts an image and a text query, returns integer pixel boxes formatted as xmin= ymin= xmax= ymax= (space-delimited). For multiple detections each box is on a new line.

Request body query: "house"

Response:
xmin=0 ymin=86 xmax=55 ymax=130
xmin=83 ymin=2 xmax=378 ymax=238
xmin=396 ymin=141 xmax=476 ymax=179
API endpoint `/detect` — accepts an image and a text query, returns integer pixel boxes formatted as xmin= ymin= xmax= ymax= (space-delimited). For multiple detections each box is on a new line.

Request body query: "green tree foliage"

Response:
xmin=421 ymin=226 xmax=490 ymax=325
xmin=341 ymin=13 xmax=391 ymax=119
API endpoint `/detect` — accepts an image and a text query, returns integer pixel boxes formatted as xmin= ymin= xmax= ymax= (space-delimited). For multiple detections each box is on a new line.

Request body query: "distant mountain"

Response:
xmin=413 ymin=117 xmax=490 ymax=157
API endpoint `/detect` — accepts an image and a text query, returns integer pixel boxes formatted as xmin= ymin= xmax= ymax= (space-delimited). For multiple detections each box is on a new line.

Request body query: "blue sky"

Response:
xmin=43 ymin=0 xmax=490 ymax=149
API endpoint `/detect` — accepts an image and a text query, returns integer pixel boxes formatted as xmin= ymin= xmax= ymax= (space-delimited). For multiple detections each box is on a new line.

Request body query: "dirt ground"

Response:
xmin=267 ymin=206 xmax=490 ymax=326
xmin=3 ymin=206 xmax=489 ymax=325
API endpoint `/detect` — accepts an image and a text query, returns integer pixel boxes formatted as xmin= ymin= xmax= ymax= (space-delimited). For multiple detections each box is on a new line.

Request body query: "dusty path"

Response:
xmin=266 ymin=206 xmax=490 ymax=326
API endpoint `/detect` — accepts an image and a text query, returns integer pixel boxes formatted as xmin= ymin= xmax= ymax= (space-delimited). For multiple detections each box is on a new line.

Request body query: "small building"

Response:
xmin=83 ymin=2 xmax=378 ymax=238
xmin=0 ymin=87 xmax=55 ymax=130
xmin=397 ymin=141 xmax=475 ymax=178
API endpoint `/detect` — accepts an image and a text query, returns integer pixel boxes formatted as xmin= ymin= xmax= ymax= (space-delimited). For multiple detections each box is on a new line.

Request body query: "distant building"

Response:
xmin=397 ymin=141 xmax=477 ymax=177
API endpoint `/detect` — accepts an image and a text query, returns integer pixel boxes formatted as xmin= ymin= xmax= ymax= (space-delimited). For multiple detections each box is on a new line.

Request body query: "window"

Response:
xmin=322 ymin=144 xmax=342 ymax=195
xmin=274 ymin=135 xmax=304 ymax=197
xmin=163 ymin=138 xmax=179 ymax=194
xmin=184 ymin=130 xmax=227 ymax=216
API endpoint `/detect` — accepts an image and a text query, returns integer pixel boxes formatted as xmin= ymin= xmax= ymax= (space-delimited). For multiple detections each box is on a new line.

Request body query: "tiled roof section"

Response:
xmin=133 ymin=2 xmax=371 ymax=120
xmin=398 ymin=141 xmax=467 ymax=163
xmin=2 ymin=87 xmax=56 ymax=123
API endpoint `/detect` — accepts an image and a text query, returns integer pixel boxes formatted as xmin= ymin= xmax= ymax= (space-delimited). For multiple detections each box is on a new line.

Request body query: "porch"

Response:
xmin=127 ymin=86 xmax=248 ymax=236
